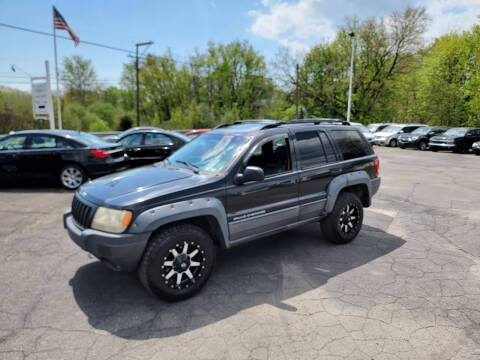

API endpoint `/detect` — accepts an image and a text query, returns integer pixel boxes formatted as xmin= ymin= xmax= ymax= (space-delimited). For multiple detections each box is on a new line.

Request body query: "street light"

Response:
xmin=135 ymin=41 xmax=153 ymax=126
xmin=346 ymin=31 xmax=355 ymax=123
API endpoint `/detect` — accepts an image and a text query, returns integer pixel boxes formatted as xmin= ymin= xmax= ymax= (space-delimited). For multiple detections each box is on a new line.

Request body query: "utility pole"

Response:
xmin=135 ymin=41 xmax=153 ymax=126
xmin=346 ymin=32 xmax=355 ymax=123
xmin=295 ymin=64 xmax=299 ymax=119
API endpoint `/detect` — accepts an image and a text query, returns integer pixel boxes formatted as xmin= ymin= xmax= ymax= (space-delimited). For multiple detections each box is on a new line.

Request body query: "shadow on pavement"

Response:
xmin=69 ymin=223 xmax=405 ymax=339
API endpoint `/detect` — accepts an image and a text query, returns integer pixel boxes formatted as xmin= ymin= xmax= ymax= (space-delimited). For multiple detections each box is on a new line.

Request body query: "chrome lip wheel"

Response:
xmin=338 ymin=204 xmax=359 ymax=234
xmin=161 ymin=241 xmax=205 ymax=290
xmin=61 ymin=167 xmax=83 ymax=189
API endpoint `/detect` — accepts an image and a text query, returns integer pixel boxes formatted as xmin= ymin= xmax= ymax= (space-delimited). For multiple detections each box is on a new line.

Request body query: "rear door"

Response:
xmin=295 ymin=130 xmax=339 ymax=221
xmin=0 ymin=135 xmax=28 ymax=183
xmin=21 ymin=134 xmax=62 ymax=179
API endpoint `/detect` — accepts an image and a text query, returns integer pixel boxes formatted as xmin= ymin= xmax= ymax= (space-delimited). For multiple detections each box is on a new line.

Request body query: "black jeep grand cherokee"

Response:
xmin=64 ymin=120 xmax=381 ymax=301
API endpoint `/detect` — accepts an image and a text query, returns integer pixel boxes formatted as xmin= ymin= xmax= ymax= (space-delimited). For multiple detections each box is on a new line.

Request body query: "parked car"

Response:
xmin=373 ymin=124 xmax=426 ymax=147
xmin=116 ymin=128 xmax=190 ymax=167
xmin=64 ymin=119 xmax=380 ymax=301
xmin=366 ymin=123 xmax=389 ymax=133
xmin=473 ymin=141 xmax=480 ymax=155
xmin=429 ymin=127 xmax=480 ymax=153
xmin=0 ymin=130 xmax=128 ymax=189
xmin=398 ymin=126 xmax=449 ymax=150
xmin=185 ymin=128 xmax=211 ymax=140
xmin=103 ymin=127 xmax=161 ymax=143
xmin=350 ymin=122 xmax=375 ymax=144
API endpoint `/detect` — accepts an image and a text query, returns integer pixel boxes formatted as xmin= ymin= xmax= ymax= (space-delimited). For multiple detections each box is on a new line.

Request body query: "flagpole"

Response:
xmin=53 ymin=6 xmax=62 ymax=130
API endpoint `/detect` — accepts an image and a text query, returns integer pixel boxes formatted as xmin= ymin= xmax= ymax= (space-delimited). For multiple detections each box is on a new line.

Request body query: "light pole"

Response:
xmin=135 ymin=41 xmax=153 ymax=126
xmin=346 ymin=31 xmax=355 ymax=123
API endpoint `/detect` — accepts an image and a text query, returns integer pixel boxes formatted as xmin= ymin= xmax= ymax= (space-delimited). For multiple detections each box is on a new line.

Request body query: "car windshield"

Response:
xmin=165 ymin=133 xmax=250 ymax=173
xmin=366 ymin=125 xmax=378 ymax=132
xmin=411 ymin=127 xmax=431 ymax=135
xmin=381 ymin=125 xmax=403 ymax=133
xmin=444 ymin=128 xmax=467 ymax=137
xmin=68 ymin=132 xmax=111 ymax=146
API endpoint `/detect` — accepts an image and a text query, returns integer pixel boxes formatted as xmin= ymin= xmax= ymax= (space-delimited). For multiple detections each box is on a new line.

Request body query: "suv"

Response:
xmin=398 ymin=126 xmax=449 ymax=150
xmin=64 ymin=120 xmax=381 ymax=301
xmin=429 ymin=127 xmax=480 ymax=153
xmin=373 ymin=124 xmax=425 ymax=147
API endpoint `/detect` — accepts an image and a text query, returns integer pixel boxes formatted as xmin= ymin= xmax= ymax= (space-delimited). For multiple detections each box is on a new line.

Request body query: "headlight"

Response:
xmin=91 ymin=207 xmax=133 ymax=233
xmin=473 ymin=143 xmax=480 ymax=149
xmin=411 ymin=136 xmax=418 ymax=140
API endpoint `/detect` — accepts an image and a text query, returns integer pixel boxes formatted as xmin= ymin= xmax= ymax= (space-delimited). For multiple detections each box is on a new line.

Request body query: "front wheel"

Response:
xmin=59 ymin=164 xmax=86 ymax=190
xmin=417 ymin=140 xmax=428 ymax=151
xmin=139 ymin=224 xmax=215 ymax=301
xmin=389 ymin=139 xmax=398 ymax=147
xmin=321 ymin=192 xmax=364 ymax=244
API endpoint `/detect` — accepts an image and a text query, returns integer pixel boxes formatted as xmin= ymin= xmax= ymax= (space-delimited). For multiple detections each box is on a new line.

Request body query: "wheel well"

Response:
xmin=149 ymin=216 xmax=225 ymax=248
xmin=341 ymin=184 xmax=370 ymax=207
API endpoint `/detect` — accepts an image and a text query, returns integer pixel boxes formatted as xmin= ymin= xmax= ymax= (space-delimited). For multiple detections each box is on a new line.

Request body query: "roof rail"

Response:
xmin=214 ymin=119 xmax=277 ymax=129
xmin=261 ymin=118 xmax=350 ymax=129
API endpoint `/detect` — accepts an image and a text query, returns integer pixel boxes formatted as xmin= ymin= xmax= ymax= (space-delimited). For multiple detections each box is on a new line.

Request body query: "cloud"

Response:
xmin=420 ymin=0 xmax=480 ymax=39
xmin=248 ymin=0 xmax=335 ymax=55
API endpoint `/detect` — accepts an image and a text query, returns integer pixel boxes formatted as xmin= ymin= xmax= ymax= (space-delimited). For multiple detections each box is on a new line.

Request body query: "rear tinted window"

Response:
xmin=295 ymin=131 xmax=326 ymax=168
xmin=318 ymin=132 xmax=336 ymax=162
xmin=330 ymin=130 xmax=373 ymax=160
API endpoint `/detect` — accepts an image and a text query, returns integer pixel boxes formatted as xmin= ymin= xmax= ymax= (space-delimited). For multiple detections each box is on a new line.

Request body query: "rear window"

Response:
xmin=295 ymin=131 xmax=326 ymax=169
xmin=330 ymin=130 xmax=373 ymax=160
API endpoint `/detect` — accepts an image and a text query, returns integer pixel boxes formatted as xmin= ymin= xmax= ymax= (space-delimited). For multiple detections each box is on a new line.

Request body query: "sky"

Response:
xmin=1 ymin=0 xmax=479 ymax=92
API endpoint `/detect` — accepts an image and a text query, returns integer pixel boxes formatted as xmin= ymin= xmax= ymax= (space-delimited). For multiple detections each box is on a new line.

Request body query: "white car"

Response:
xmin=350 ymin=122 xmax=375 ymax=144
xmin=373 ymin=124 xmax=426 ymax=147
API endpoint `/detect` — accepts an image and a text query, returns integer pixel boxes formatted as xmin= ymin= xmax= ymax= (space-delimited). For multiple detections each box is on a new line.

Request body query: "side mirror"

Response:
xmin=234 ymin=166 xmax=264 ymax=185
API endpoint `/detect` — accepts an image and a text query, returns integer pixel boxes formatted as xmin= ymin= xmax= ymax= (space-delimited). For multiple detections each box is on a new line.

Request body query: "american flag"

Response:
xmin=53 ymin=6 xmax=80 ymax=46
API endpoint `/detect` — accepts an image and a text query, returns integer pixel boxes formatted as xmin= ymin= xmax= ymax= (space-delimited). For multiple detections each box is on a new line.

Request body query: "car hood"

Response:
xmin=430 ymin=135 xmax=459 ymax=141
xmin=77 ymin=164 xmax=215 ymax=207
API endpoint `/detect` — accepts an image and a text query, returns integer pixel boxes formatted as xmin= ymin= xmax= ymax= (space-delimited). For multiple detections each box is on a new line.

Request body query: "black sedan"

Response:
xmin=116 ymin=129 xmax=190 ymax=167
xmin=0 ymin=130 xmax=128 ymax=189
xmin=398 ymin=126 xmax=449 ymax=150
xmin=429 ymin=127 xmax=480 ymax=153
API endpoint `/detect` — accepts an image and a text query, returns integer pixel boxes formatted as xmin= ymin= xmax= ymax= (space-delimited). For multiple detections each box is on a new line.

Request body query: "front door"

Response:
xmin=226 ymin=134 xmax=298 ymax=242
xmin=118 ymin=133 xmax=145 ymax=167
xmin=0 ymin=134 xmax=28 ymax=184
xmin=142 ymin=132 xmax=176 ymax=163
xmin=21 ymin=134 xmax=62 ymax=179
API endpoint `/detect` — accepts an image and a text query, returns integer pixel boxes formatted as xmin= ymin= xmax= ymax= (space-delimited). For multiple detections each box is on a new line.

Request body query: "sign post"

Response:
xmin=31 ymin=60 xmax=55 ymax=129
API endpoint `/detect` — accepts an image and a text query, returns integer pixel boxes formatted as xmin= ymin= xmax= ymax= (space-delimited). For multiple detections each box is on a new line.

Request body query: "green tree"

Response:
xmin=61 ymin=55 xmax=98 ymax=104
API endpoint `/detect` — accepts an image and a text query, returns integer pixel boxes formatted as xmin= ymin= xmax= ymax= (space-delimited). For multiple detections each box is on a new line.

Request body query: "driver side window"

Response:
xmin=246 ymin=137 xmax=291 ymax=177
xmin=119 ymin=133 xmax=143 ymax=146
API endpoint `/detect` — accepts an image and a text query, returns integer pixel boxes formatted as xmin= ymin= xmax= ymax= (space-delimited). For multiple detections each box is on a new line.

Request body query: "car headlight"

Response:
xmin=473 ymin=143 xmax=480 ymax=149
xmin=411 ymin=136 xmax=418 ymax=140
xmin=91 ymin=207 xmax=133 ymax=233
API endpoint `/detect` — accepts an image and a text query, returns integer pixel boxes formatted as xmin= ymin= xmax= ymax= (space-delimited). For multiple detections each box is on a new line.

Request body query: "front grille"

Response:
xmin=71 ymin=196 xmax=93 ymax=228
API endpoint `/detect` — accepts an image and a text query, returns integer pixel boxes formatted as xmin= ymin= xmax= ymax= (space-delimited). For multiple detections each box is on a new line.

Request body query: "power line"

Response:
xmin=0 ymin=22 xmax=135 ymax=54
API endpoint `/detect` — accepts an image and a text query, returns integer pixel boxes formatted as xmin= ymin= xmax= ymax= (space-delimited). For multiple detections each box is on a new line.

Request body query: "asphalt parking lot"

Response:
xmin=1 ymin=147 xmax=480 ymax=360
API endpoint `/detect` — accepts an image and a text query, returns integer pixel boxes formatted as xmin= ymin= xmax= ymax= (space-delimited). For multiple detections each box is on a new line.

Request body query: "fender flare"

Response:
xmin=325 ymin=171 xmax=372 ymax=213
xmin=129 ymin=197 xmax=229 ymax=248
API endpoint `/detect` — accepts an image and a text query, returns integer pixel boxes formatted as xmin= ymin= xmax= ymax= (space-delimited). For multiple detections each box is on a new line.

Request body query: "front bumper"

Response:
xmin=398 ymin=138 xmax=418 ymax=147
xmin=64 ymin=212 xmax=150 ymax=272
xmin=428 ymin=142 xmax=454 ymax=149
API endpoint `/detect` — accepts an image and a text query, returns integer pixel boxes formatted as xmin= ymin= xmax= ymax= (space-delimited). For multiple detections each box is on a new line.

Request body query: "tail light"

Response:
xmin=374 ymin=158 xmax=380 ymax=177
xmin=90 ymin=149 xmax=111 ymax=159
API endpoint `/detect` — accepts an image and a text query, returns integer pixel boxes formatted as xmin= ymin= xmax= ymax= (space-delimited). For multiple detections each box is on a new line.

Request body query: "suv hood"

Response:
xmin=78 ymin=165 xmax=209 ymax=207
xmin=430 ymin=135 xmax=459 ymax=141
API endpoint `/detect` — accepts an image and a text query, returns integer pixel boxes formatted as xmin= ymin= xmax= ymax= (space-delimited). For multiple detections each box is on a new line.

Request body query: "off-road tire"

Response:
xmin=139 ymin=223 xmax=216 ymax=301
xmin=321 ymin=191 xmax=363 ymax=244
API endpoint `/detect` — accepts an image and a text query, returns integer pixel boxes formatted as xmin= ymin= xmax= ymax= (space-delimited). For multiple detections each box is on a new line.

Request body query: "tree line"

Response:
xmin=1 ymin=6 xmax=479 ymax=133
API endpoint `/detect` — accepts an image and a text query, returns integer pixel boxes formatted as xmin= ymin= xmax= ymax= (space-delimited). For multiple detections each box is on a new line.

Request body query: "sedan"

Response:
xmin=116 ymin=129 xmax=190 ymax=167
xmin=0 ymin=130 xmax=128 ymax=189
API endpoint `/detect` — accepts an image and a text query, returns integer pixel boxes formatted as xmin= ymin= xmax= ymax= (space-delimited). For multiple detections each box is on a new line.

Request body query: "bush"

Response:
xmin=88 ymin=118 xmax=109 ymax=132
xmin=88 ymin=102 xmax=118 ymax=128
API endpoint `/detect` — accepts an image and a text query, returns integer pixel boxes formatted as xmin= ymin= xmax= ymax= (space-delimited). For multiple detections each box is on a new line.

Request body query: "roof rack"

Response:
xmin=261 ymin=118 xmax=350 ymax=129
xmin=214 ymin=119 xmax=277 ymax=129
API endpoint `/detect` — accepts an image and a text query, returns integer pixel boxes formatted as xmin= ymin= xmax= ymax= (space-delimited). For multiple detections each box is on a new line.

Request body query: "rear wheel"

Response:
xmin=321 ymin=192 xmax=364 ymax=244
xmin=418 ymin=140 xmax=428 ymax=151
xmin=389 ymin=139 xmax=398 ymax=147
xmin=59 ymin=164 xmax=86 ymax=190
xmin=139 ymin=224 xmax=215 ymax=301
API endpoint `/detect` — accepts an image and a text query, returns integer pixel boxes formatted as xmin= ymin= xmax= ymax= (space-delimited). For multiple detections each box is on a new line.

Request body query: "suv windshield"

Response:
xmin=411 ymin=127 xmax=431 ymax=135
xmin=166 ymin=133 xmax=250 ymax=173
xmin=443 ymin=128 xmax=467 ymax=137
xmin=381 ymin=125 xmax=402 ymax=133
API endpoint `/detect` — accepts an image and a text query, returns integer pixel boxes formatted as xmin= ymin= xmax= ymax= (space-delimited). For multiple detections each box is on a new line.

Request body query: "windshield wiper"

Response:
xmin=175 ymin=160 xmax=199 ymax=174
